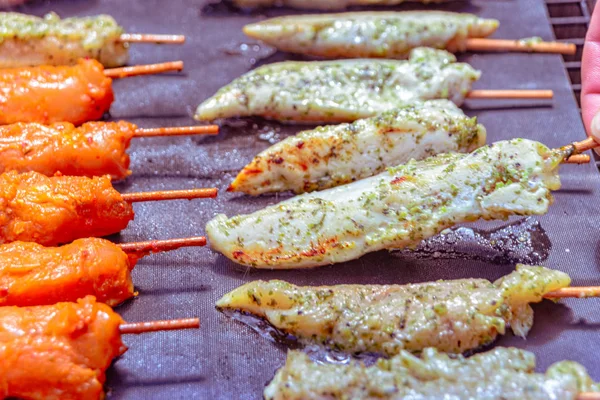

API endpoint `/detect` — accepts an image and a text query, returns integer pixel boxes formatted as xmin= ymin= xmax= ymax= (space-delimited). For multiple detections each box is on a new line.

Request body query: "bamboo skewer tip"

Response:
xmin=118 ymin=237 xmax=207 ymax=254
xmin=119 ymin=317 xmax=200 ymax=334
xmin=465 ymin=38 xmax=576 ymax=55
xmin=119 ymin=33 xmax=186 ymax=44
xmin=135 ymin=125 xmax=219 ymax=137
xmin=104 ymin=61 xmax=184 ymax=79
xmin=121 ymin=188 xmax=218 ymax=203
xmin=466 ymin=89 xmax=554 ymax=99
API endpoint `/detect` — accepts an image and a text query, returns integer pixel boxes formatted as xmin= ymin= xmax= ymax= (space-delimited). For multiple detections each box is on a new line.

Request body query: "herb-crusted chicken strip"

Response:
xmin=265 ymin=348 xmax=599 ymax=400
xmin=207 ymin=139 xmax=563 ymax=268
xmin=229 ymin=100 xmax=486 ymax=195
xmin=0 ymin=12 xmax=128 ymax=68
xmin=217 ymin=265 xmax=569 ymax=355
xmin=244 ymin=12 xmax=499 ymax=59
xmin=234 ymin=0 xmax=452 ymax=10
xmin=195 ymin=48 xmax=479 ymax=123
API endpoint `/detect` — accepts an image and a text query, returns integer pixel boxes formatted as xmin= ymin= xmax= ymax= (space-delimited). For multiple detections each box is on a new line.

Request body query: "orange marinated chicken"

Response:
xmin=0 ymin=296 xmax=126 ymax=400
xmin=0 ymin=170 xmax=134 ymax=246
xmin=0 ymin=121 xmax=135 ymax=179
xmin=0 ymin=238 xmax=137 ymax=307
xmin=0 ymin=59 xmax=114 ymax=125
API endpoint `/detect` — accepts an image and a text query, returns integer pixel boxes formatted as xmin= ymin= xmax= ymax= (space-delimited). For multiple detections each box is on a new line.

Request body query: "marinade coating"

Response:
xmin=264 ymin=348 xmax=600 ymax=400
xmin=230 ymin=100 xmax=486 ymax=195
xmin=0 ymin=121 xmax=135 ymax=179
xmin=0 ymin=12 xmax=128 ymax=67
xmin=195 ymin=48 xmax=480 ymax=123
xmin=217 ymin=265 xmax=569 ymax=355
xmin=0 ymin=238 xmax=136 ymax=307
xmin=244 ymin=11 xmax=499 ymax=59
xmin=0 ymin=59 xmax=114 ymax=125
xmin=0 ymin=171 xmax=134 ymax=246
xmin=207 ymin=139 xmax=563 ymax=269
xmin=0 ymin=296 xmax=126 ymax=400
xmin=234 ymin=0 xmax=453 ymax=10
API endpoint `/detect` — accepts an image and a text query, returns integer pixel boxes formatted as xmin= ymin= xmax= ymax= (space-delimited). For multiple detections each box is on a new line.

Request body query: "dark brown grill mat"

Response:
xmin=4 ymin=0 xmax=600 ymax=399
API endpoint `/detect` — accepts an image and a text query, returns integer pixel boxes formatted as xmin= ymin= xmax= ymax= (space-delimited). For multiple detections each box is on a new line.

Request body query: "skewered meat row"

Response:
xmin=207 ymin=139 xmax=565 ymax=269
xmin=0 ymin=238 xmax=135 ymax=307
xmin=0 ymin=171 xmax=133 ymax=246
xmin=233 ymin=0 xmax=453 ymax=10
xmin=0 ymin=58 xmax=183 ymax=126
xmin=230 ymin=100 xmax=486 ymax=195
xmin=0 ymin=296 xmax=126 ymax=400
xmin=195 ymin=48 xmax=479 ymax=123
xmin=244 ymin=12 xmax=499 ymax=59
xmin=0 ymin=12 xmax=128 ymax=68
xmin=0 ymin=236 xmax=207 ymax=307
xmin=265 ymin=348 xmax=599 ymax=400
xmin=218 ymin=265 xmax=569 ymax=355
xmin=0 ymin=59 xmax=113 ymax=125
xmin=0 ymin=170 xmax=216 ymax=246
xmin=0 ymin=121 xmax=218 ymax=179
xmin=0 ymin=121 xmax=135 ymax=179
xmin=0 ymin=296 xmax=200 ymax=400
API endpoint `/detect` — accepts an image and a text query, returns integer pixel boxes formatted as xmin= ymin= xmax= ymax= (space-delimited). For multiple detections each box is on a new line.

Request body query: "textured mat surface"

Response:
xmin=7 ymin=0 xmax=600 ymax=398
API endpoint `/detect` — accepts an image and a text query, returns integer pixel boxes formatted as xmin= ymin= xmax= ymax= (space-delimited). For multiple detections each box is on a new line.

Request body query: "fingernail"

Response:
xmin=592 ymin=111 xmax=600 ymax=136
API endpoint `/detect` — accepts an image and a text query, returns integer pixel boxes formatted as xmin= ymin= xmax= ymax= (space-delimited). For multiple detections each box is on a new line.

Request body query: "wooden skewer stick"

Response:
xmin=466 ymin=90 xmax=553 ymax=99
xmin=135 ymin=125 xmax=219 ymax=137
xmin=579 ymin=393 xmax=600 ymax=400
xmin=119 ymin=317 xmax=200 ymax=334
xmin=563 ymin=154 xmax=591 ymax=164
xmin=465 ymin=38 xmax=576 ymax=55
xmin=119 ymin=33 xmax=186 ymax=44
xmin=118 ymin=236 xmax=207 ymax=253
xmin=544 ymin=286 xmax=600 ymax=299
xmin=104 ymin=61 xmax=184 ymax=78
xmin=121 ymin=188 xmax=218 ymax=203
xmin=572 ymin=137 xmax=598 ymax=153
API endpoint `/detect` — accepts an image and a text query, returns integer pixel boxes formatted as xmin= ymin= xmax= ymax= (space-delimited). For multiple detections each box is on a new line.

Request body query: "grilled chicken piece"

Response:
xmin=0 ymin=59 xmax=114 ymax=125
xmin=195 ymin=48 xmax=479 ymax=123
xmin=217 ymin=265 xmax=569 ymax=355
xmin=265 ymin=348 xmax=599 ymax=400
xmin=0 ymin=12 xmax=128 ymax=68
xmin=0 ymin=121 xmax=135 ymax=179
xmin=234 ymin=0 xmax=453 ymax=10
xmin=0 ymin=171 xmax=134 ymax=246
xmin=229 ymin=100 xmax=486 ymax=195
xmin=207 ymin=139 xmax=563 ymax=269
xmin=0 ymin=238 xmax=137 ymax=307
xmin=0 ymin=296 xmax=126 ymax=400
xmin=244 ymin=12 xmax=499 ymax=59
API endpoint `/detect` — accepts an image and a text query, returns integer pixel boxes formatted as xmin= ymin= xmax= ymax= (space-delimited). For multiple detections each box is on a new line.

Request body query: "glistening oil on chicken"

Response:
xmin=217 ymin=265 xmax=569 ymax=355
xmin=207 ymin=139 xmax=564 ymax=269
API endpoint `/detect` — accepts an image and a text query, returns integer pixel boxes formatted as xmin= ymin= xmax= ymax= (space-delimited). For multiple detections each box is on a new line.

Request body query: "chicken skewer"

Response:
xmin=218 ymin=265 xmax=600 ymax=356
xmin=0 ymin=170 xmax=217 ymax=246
xmin=0 ymin=236 xmax=207 ymax=307
xmin=195 ymin=48 xmax=552 ymax=124
xmin=0 ymin=59 xmax=184 ymax=125
xmin=207 ymin=138 xmax=592 ymax=269
xmin=244 ymin=12 xmax=575 ymax=59
xmin=0 ymin=12 xmax=185 ymax=68
xmin=230 ymin=100 xmax=591 ymax=195
xmin=265 ymin=348 xmax=599 ymax=400
xmin=0 ymin=296 xmax=199 ymax=400
xmin=0 ymin=121 xmax=219 ymax=179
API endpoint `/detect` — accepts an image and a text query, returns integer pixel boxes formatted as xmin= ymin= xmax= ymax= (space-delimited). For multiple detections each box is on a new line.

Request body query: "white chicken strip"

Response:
xmin=234 ymin=0 xmax=453 ymax=10
xmin=244 ymin=12 xmax=499 ymax=59
xmin=265 ymin=348 xmax=599 ymax=400
xmin=229 ymin=100 xmax=486 ymax=195
xmin=195 ymin=48 xmax=480 ymax=123
xmin=0 ymin=12 xmax=128 ymax=68
xmin=217 ymin=265 xmax=570 ymax=355
xmin=206 ymin=139 xmax=564 ymax=269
